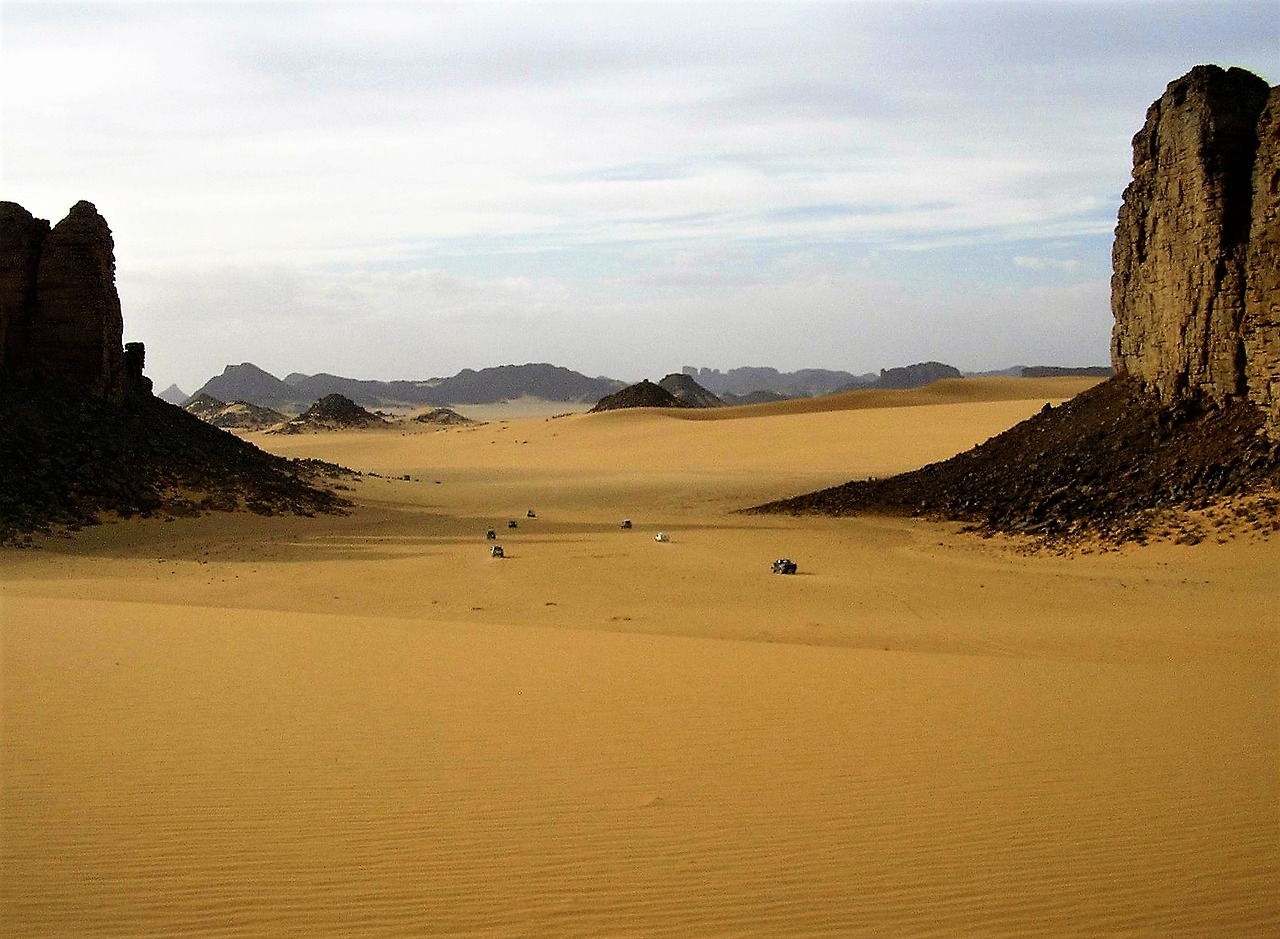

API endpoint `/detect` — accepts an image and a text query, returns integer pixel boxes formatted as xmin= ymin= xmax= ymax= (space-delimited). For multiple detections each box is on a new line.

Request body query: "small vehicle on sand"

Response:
xmin=654 ymin=532 xmax=670 ymax=543
xmin=772 ymin=558 xmax=798 ymax=575
xmin=486 ymin=529 xmax=497 ymax=540
xmin=490 ymin=545 xmax=505 ymax=558
xmin=621 ymin=519 xmax=632 ymax=529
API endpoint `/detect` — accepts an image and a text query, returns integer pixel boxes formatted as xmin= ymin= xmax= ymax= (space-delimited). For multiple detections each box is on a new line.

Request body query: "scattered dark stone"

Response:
xmin=749 ymin=377 xmax=1280 ymax=543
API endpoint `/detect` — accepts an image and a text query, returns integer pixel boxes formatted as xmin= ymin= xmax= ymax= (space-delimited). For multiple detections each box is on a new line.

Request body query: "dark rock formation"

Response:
xmin=751 ymin=377 xmax=1279 ymax=541
xmin=865 ymin=362 xmax=962 ymax=390
xmin=271 ymin=393 xmax=387 ymax=433
xmin=590 ymin=379 xmax=694 ymax=413
xmin=658 ymin=372 xmax=724 ymax=407
xmin=411 ymin=407 xmax=476 ymax=427
xmin=1111 ymin=66 xmax=1275 ymax=422
xmin=0 ymin=201 xmax=131 ymax=399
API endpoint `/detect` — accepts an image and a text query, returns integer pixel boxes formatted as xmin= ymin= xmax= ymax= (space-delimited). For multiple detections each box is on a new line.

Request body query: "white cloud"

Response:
xmin=4 ymin=1 xmax=1272 ymax=390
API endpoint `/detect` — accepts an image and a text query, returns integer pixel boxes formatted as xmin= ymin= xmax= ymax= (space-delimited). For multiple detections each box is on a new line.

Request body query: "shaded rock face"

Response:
xmin=1111 ymin=66 xmax=1275 ymax=425
xmin=1245 ymin=87 xmax=1280 ymax=434
xmin=0 ymin=201 xmax=129 ymax=399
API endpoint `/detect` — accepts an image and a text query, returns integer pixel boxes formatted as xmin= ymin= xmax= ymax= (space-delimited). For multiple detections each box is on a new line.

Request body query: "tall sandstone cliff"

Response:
xmin=0 ymin=200 xmax=128 ymax=400
xmin=1245 ymin=87 xmax=1280 ymax=433
xmin=1111 ymin=65 xmax=1279 ymax=437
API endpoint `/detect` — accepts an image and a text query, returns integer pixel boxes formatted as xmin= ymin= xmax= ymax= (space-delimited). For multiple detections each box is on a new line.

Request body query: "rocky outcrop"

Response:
xmin=1111 ymin=65 xmax=1277 ymax=434
xmin=0 ymin=203 xmax=49 ymax=376
xmin=270 ymin=393 xmax=387 ymax=433
xmin=658 ymin=372 xmax=724 ymax=407
xmin=0 ymin=201 xmax=131 ymax=399
xmin=866 ymin=361 xmax=962 ymax=390
xmin=1244 ymin=87 xmax=1280 ymax=435
xmin=590 ymin=379 xmax=694 ymax=413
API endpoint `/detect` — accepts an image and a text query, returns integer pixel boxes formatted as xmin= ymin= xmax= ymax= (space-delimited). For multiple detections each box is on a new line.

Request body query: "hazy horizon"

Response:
xmin=3 ymin=1 xmax=1274 ymax=393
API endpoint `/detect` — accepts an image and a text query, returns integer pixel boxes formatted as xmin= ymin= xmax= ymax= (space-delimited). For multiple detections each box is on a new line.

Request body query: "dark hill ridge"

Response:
xmin=865 ymin=361 xmax=962 ymax=390
xmin=590 ymin=380 xmax=694 ymax=412
xmin=194 ymin=362 xmax=624 ymax=411
xmin=195 ymin=363 xmax=312 ymax=411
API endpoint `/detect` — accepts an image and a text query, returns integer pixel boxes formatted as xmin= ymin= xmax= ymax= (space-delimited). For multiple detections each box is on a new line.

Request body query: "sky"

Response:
xmin=3 ymin=1 xmax=1276 ymax=394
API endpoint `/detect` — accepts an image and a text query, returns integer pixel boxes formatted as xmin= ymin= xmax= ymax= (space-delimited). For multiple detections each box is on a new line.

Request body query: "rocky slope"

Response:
xmin=0 ymin=376 xmax=348 ymax=544
xmin=753 ymin=377 xmax=1279 ymax=542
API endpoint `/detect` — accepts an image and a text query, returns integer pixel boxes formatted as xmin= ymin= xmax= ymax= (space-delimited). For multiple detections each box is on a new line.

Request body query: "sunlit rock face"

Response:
xmin=1244 ymin=87 xmax=1280 ymax=437
xmin=1110 ymin=65 xmax=1274 ymax=426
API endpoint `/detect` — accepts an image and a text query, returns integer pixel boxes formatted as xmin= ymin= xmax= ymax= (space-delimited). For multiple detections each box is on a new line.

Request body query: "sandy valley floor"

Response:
xmin=2 ymin=377 xmax=1277 ymax=937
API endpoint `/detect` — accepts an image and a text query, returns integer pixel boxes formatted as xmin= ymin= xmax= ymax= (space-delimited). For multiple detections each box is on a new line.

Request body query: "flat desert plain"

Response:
xmin=3 ymin=377 xmax=1277 ymax=938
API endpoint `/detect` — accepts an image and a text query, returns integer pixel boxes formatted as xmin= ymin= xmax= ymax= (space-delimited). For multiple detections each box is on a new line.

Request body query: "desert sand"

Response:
xmin=2 ymin=376 xmax=1277 ymax=938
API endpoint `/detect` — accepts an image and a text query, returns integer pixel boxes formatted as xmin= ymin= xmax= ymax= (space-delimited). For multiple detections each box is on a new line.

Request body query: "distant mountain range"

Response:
xmin=189 ymin=363 xmax=626 ymax=412
xmin=184 ymin=359 xmax=1113 ymax=413
xmin=681 ymin=365 xmax=874 ymax=397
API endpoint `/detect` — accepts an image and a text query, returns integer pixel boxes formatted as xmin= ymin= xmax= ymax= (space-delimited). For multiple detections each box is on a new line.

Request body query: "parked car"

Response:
xmin=772 ymin=558 xmax=797 ymax=575
xmin=490 ymin=545 xmax=505 ymax=558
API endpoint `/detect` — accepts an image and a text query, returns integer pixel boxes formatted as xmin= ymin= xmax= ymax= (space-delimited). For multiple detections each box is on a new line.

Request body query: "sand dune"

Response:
xmin=3 ymin=378 xmax=1276 ymax=937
